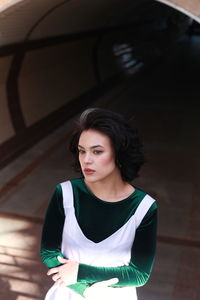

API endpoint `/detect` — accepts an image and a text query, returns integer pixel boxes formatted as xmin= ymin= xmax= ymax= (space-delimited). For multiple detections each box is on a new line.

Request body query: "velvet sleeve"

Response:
xmin=40 ymin=185 xmax=90 ymax=296
xmin=77 ymin=202 xmax=158 ymax=287
xmin=40 ymin=184 xmax=66 ymax=268
xmin=40 ymin=185 xmax=157 ymax=296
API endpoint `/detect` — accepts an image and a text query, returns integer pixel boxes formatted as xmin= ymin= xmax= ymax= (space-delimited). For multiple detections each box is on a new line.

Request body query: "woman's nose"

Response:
xmin=84 ymin=152 xmax=92 ymax=163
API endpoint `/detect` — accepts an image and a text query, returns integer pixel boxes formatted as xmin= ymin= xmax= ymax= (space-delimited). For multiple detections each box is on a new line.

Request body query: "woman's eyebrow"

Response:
xmin=91 ymin=145 xmax=104 ymax=149
xmin=78 ymin=145 xmax=104 ymax=149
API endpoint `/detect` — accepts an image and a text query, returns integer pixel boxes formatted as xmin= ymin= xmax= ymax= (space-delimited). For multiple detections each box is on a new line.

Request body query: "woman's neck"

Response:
xmin=84 ymin=176 xmax=135 ymax=202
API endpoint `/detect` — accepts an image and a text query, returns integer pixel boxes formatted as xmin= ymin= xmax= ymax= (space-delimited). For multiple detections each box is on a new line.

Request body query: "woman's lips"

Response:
xmin=84 ymin=168 xmax=96 ymax=175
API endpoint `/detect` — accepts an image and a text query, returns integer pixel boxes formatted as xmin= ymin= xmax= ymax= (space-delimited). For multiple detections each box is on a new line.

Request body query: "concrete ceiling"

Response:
xmin=0 ymin=0 xmax=198 ymax=167
xmin=0 ymin=0 xmax=141 ymax=46
xmin=157 ymin=0 xmax=200 ymax=22
xmin=0 ymin=0 xmax=199 ymax=47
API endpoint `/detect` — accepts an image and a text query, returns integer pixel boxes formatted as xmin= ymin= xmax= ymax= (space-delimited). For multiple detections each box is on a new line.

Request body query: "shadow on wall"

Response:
xmin=0 ymin=278 xmax=17 ymax=300
xmin=0 ymin=217 xmax=51 ymax=299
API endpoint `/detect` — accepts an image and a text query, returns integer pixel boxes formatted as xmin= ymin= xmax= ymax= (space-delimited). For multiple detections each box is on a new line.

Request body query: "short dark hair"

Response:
xmin=69 ymin=107 xmax=144 ymax=182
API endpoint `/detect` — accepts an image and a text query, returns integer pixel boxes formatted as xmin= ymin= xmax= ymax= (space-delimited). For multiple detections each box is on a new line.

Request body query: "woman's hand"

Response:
xmin=47 ymin=256 xmax=79 ymax=287
xmin=84 ymin=278 xmax=119 ymax=299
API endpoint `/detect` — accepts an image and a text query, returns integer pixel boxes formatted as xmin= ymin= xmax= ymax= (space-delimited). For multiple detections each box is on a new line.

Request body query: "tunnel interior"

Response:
xmin=0 ymin=0 xmax=198 ymax=167
xmin=0 ymin=0 xmax=200 ymax=299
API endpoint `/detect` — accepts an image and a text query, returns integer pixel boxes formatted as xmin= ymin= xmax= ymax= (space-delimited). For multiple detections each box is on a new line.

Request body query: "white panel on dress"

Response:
xmin=44 ymin=181 xmax=155 ymax=300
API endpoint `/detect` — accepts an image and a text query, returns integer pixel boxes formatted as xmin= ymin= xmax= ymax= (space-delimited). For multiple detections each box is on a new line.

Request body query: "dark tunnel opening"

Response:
xmin=0 ymin=0 xmax=196 ymax=168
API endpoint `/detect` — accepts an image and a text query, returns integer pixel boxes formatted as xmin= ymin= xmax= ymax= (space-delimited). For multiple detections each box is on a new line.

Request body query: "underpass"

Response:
xmin=0 ymin=1 xmax=200 ymax=299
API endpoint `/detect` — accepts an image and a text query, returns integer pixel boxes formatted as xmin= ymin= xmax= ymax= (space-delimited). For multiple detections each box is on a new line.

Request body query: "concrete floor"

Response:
xmin=0 ymin=34 xmax=200 ymax=300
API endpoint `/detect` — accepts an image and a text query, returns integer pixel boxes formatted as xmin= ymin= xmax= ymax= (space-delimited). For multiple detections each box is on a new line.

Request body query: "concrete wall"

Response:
xmin=0 ymin=29 xmax=124 ymax=167
xmin=0 ymin=0 xmax=199 ymax=167
xmin=0 ymin=56 xmax=15 ymax=144
xmin=19 ymin=39 xmax=97 ymax=126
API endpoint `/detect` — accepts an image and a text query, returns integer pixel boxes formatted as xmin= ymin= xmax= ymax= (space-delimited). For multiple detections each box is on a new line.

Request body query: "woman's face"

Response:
xmin=78 ymin=129 xmax=119 ymax=183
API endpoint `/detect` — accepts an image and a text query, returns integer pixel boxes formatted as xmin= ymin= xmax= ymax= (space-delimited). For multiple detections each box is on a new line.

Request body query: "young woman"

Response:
xmin=40 ymin=108 xmax=157 ymax=300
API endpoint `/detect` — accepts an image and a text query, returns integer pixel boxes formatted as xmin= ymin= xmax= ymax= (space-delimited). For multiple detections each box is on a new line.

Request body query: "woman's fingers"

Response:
xmin=46 ymin=259 xmax=78 ymax=286
xmin=47 ymin=267 xmax=59 ymax=276
xmin=52 ymin=273 xmax=61 ymax=282
xmin=92 ymin=278 xmax=119 ymax=287
xmin=84 ymin=278 xmax=119 ymax=299
xmin=57 ymin=256 xmax=68 ymax=264
xmin=47 ymin=257 xmax=68 ymax=276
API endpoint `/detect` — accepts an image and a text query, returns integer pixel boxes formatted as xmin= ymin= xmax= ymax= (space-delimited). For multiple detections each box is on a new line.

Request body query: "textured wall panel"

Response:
xmin=29 ymin=0 xmax=141 ymax=40
xmin=0 ymin=0 xmax=63 ymax=45
xmin=0 ymin=0 xmax=199 ymax=166
xmin=0 ymin=56 xmax=15 ymax=143
xmin=19 ymin=38 xmax=97 ymax=126
xmin=0 ymin=1 xmax=199 ymax=47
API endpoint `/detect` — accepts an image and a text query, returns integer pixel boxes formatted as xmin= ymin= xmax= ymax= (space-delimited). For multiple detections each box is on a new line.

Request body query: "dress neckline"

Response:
xmin=71 ymin=201 xmax=137 ymax=245
xmin=81 ymin=178 xmax=137 ymax=205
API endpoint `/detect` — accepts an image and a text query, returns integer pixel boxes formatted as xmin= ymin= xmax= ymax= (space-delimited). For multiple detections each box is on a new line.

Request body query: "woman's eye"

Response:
xmin=78 ymin=149 xmax=85 ymax=154
xmin=93 ymin=150 xmax=103 ymax=155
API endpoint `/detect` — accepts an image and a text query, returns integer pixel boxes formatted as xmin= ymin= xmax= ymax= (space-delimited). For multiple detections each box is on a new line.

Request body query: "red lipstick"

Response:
xmin=84 ymin=168 xmax=95 ymax=175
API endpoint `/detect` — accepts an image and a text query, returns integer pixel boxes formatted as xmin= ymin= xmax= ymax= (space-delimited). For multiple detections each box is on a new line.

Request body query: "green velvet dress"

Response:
xmin=40 ymin=178 xmax=157 ymax=299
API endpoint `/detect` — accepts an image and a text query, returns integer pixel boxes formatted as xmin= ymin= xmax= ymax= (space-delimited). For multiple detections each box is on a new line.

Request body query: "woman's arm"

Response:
xmin=78 ymin=202 xmax=157 ymax=287
xmin=40 ymin=185 xmax=65 ymax=268
xmin=40 ymin=185 xmax=90 ymax=296
xmin=40 ymin=186 xmax=157 ymax=295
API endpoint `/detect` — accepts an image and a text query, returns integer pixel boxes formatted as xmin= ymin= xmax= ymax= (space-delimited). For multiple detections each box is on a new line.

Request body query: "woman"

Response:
xmin=40 ymin=108 xmax=157 ymax=300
